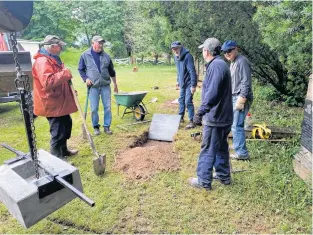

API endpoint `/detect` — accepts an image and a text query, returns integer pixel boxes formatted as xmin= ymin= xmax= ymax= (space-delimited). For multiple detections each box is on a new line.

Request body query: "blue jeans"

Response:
xmin=89 ymin=85 xmax=112 ymax=129
xmin=178 ymin=85 xmax=194 ymax=121
xmin=197 ymin=125 xmax=231 ymax=186
xmin=232 ymin=96 xmax=252 ymax=156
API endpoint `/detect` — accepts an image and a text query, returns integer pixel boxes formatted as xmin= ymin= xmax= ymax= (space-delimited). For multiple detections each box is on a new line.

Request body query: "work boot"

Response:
xmin=187 ymin=177 xmax=212 ymax=191
xmin=230 ymin=153 xmax=250 ymax=160
xmin=61 ymin=145 xmax=79 ymax=157
xmin=50 ymin=146 xmax=62 ymax=158
xmin=104 ymin=127 xmax=113 ymax=135
xmin=212 ymin=173 xmax=231 ymax=185
xmin=185 ymin=121 xmax=195 ymax=129
xmin=94 ymin=127 xmax=100 ymax=136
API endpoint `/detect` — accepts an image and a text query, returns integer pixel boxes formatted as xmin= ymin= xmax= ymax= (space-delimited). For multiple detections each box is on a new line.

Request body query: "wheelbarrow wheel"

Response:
xmin=134 ymin=105 xmax=145 ymax=121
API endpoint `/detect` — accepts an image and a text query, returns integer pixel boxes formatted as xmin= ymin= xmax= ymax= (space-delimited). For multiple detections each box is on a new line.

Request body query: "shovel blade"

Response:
xmin=93 ymin=154 xmax=106 ymax=176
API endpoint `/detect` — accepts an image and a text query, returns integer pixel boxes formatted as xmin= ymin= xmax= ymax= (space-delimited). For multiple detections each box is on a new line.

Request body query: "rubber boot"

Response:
xmin=50 ymin=146 xmax=62 ymax=158
xmin=61 ymin=141 xmax=79 ymax=157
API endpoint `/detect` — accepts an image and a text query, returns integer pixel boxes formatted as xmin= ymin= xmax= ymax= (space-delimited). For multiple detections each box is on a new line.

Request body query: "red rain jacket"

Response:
xmin=32 ymin=52 xmax=77 ymax=117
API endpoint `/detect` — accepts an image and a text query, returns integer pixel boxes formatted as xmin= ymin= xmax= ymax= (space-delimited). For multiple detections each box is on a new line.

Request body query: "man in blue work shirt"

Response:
xmin=188 ymin=38 xmax=233 ymax=191
xmin=171 ymin=41 xmax=198 ymax=129
xmin=78 ymin=35 xmax=118 ymax=135
xmin=222 ymin=40 xmax=253 ymax=160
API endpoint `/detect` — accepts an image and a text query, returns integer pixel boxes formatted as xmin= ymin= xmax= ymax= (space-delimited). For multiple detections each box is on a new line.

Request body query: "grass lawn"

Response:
xmin=0 ymin=50 xmax=311 ymax=233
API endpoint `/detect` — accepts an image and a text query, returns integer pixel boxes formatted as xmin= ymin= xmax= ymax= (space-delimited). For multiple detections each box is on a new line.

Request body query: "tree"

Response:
xmin=123 ymin=1 xmax=173 ymax=64
xmin=154 ymin=1 xmax=309 ymax=103
xmin=22 ymin=1 xmax=76 ymax=42
xmin=72 ymin=1 xmax=127 ymax=57
xmin=254 ymin=1 xmax=312 ymax=105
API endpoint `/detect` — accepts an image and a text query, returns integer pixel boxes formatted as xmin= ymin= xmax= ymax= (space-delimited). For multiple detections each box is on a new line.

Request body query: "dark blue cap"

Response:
xmin=221 ymin=40 xmax=237 ymax=51
xmin=171 ymin=41 xmax=182 ymax=48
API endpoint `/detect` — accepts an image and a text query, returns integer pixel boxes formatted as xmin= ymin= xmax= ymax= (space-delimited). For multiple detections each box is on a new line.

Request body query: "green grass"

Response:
xmin=0 ymin=50 xmax=311 ymax=233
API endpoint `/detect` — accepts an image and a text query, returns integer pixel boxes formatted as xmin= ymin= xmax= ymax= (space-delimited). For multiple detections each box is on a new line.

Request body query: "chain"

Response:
xmin=10 ymin=32 xmax=40 ymax=179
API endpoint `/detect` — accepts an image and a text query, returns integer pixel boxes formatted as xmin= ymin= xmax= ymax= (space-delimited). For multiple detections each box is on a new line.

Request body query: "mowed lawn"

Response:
xmin=0 ymin=50 xmax=311 ymax=233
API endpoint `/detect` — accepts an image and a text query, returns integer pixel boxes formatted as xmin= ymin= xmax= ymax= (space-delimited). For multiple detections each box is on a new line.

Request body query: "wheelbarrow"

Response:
xmin=114 ymin=91 xmax=151 ymax=121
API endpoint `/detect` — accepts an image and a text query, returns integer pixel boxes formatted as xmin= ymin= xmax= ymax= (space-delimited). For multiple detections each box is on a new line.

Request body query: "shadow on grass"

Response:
xmin=0 ymin=103 xmax=19 ymax=114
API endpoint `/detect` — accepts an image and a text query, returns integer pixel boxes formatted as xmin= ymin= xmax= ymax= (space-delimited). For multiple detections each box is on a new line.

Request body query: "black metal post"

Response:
xmin=19 ymin=89 xmax=35 ymax=161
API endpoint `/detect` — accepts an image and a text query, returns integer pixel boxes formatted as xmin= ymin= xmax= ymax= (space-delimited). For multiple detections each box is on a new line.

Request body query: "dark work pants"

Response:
xmin=47 ymin=115 xmax=72 ymax=148
xmin=197 ymin=125 xmax=231 ymax=187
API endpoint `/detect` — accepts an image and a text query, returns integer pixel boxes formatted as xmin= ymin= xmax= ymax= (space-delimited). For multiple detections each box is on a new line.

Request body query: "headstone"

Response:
xmin=148 ymin=114 xmax=181 ymax=142
xmin=293 ymin=78 xmax=312 ymax=186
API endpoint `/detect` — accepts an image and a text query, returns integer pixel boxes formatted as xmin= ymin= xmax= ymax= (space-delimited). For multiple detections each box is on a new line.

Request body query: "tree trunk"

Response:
xmin=154 ymin=54 xmax=159 ymax=65
xmin=167 ymin=53 xmax=171 ymax=65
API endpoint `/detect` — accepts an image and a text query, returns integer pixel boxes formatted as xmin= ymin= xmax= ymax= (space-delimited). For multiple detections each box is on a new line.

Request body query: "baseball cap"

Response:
xmin=198 ymin=37 xmax=221 ymax=55
xmin=41 ymin=35 xmax=66 ymax=46
xmin=92 ymin=35 xmax=105 ymax=43
xmin=171 ymin=41 xmax=182 ymax=48
xmin=221 ymin=40 xmax=237 ymax=51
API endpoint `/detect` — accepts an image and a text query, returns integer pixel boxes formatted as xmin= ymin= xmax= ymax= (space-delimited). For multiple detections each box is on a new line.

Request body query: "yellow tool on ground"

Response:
xmin=251 ymin=124 xmax=272 ymax=139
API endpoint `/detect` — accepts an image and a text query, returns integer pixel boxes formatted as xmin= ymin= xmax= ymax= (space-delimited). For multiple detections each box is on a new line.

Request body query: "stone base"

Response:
xmin=0 ymin=149 xmax=83 ymax=228
xmin=293 ymin=146 xmax=312 ymax=187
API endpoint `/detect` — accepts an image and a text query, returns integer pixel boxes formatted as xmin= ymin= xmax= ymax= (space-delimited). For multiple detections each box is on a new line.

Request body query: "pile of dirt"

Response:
xmin=114 ymin=140 xmax=180 ymax=180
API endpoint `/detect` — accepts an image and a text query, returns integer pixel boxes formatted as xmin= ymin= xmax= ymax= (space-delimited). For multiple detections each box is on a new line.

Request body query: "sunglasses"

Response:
xmin=223 ymin=48 xmax=235 ymax=54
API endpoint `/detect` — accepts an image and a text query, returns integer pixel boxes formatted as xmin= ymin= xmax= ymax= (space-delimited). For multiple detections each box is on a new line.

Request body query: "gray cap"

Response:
xmin=198 ymin=37 xmax=221 ymax=55
xmin=92 ymin=35 xmax=105 ymax=42
xmin=42 ymin=35 xmax=66 ymax=46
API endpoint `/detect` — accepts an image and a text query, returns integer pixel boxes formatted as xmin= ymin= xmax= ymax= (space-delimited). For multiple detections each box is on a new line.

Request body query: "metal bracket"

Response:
xmin=33 ymin=170 xmax=73 ymax=199
xmin=4 ymin=154 xmax=28 ymax=165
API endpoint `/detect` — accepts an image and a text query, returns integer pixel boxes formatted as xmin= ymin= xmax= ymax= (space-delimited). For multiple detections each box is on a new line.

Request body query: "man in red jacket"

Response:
xmin=32 ymin=35 xmax=78 ymax=158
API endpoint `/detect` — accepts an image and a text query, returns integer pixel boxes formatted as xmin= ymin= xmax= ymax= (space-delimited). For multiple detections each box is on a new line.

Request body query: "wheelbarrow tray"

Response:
xmin=114 ymin=91 xmax=148 ymax=107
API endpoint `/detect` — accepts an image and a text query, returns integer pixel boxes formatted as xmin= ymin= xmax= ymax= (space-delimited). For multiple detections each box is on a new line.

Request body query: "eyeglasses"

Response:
xmin=52 ymin=44 xmax=63 ymax=50
xmin=223 ymin=48 xmax=235 ymax=54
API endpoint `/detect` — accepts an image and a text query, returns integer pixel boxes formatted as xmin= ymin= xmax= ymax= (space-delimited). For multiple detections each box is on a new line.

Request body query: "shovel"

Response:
xmin=82 ymin=87 xmax=91 ymax=140
xmin=69 ymin=80 xmax=105 ymax=176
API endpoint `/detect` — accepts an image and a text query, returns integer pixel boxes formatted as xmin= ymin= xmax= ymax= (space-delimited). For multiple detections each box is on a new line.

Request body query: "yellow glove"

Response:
xmin=235 ymin=96 xmax=247 ymax=111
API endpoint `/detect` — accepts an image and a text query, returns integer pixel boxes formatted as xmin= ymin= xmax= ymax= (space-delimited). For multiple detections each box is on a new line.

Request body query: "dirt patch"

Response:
xmin=161 ymin=99 xmax=179 ymax=110
xmin=129 ymin=131 xmax=149 ymax=148
xmin=115 ymin=133 xmax=180 ymax=180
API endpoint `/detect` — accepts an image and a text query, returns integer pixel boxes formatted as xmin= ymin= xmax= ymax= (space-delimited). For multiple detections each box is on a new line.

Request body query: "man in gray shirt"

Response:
xmin=221 ymin=40 xmax=253 ymax=160
xmin=78 ymin=35 xmax=118 ymax=135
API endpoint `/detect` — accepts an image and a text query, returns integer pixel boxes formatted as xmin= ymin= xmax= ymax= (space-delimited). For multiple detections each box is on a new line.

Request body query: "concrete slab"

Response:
xmin=148 ymin=114 xmax=181 ymax=142
xmin=0 ymin=149 xmax=83 ymax=228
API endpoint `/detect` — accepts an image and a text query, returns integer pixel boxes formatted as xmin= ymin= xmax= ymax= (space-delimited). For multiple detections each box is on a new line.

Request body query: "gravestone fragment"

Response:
xmin=148 ymin=114 xmax=181 ymax=142
xmin=293 ymin=78 xmax=312 ymax=186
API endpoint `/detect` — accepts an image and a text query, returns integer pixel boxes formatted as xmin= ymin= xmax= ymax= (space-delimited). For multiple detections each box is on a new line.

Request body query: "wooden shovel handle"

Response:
xmin=68 ymin=81 xmax=99 ymax=157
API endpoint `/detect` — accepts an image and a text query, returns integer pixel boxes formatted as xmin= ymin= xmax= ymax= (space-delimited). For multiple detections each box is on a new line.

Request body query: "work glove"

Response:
xmin=190 ymin=87 xmax=196 ymax=95
xmin=193 ymin=113 xmax=203 ymax=126
xmin=235 ymin=96 xmax=247 ymax=111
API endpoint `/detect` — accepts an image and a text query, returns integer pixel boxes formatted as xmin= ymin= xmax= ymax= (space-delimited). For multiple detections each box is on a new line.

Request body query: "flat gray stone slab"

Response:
xmin=148 ymin=114 xmax=181 ymax=142
xmin=0 ymin=149 xmax=83 ymax=228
